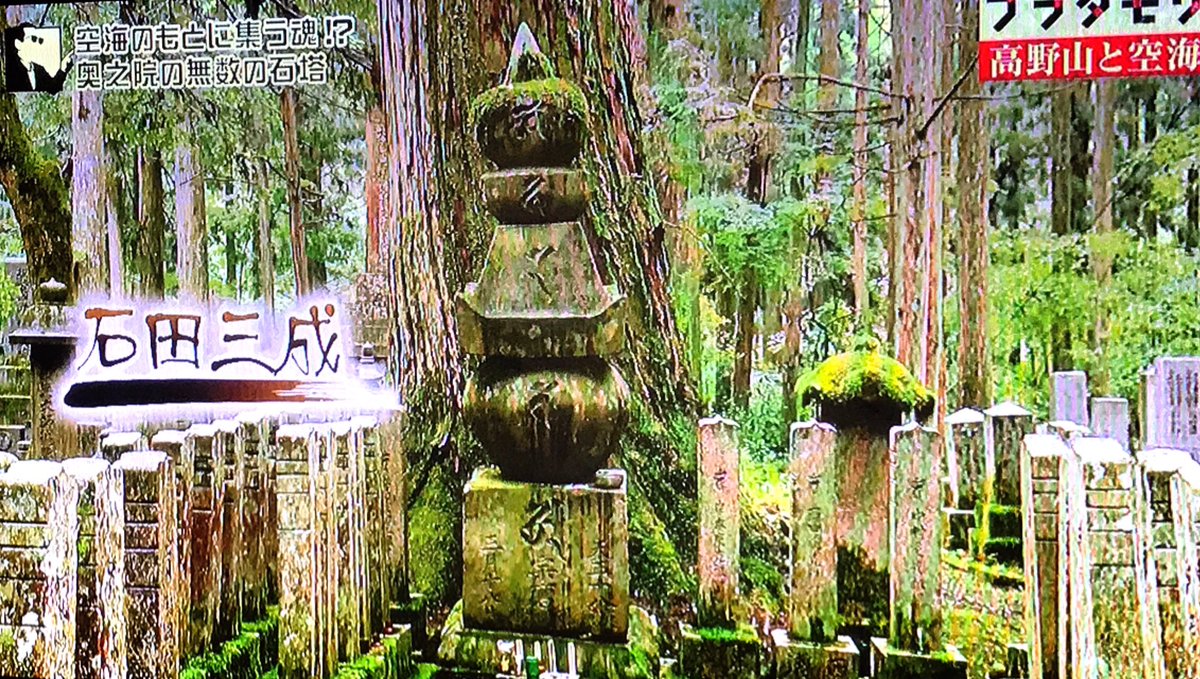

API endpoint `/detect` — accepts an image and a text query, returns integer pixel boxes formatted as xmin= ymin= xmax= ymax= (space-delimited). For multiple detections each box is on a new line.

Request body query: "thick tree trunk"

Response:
xmin=1050 ymin=91 xmax=1073 ymax=237
xmin=850 ymin=0 xmax=869 ymax=320
xmin=255 ymin=157 xmax=275 ymax=312
xmin=793 ymin=0 xmax=811 ymax=76
xmin=135 ymin=148 xmax=165 ymax=297
xmin=890 ymin=0 xmax=944 ymax=385
xmin=104 ymin=154 xmax=122 ymax=295
xmin=280 ymin=87 xmax=309 ymax=298
xmin=378 ymin=0 xmax=463 ymax=408
xmin=1091 ymin=80 xmax=1116 ymax=393
xmin=365 ymin=103 xmax=390 ymax=274
xmin=174 ymin=118 xmax=208 ymax=301
xmin=73 ymin=6 xmax=108 ymax=296
xmin=1143 ymin=88 xmax=1159 ymax=241
xmin=956 ymin=0 xmax=990 ymax=409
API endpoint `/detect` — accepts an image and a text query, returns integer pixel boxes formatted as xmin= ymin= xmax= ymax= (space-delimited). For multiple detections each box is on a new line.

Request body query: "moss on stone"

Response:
xmin=796 ymin=351 xmax=934 ymax=430
xmin=408 ymin=462 xmax=463 ymax=607
xmin=470 ymin=77 xmax=589 ymax=131
xmin=694 ymin=625 xmax=758 ymax=644
xmin=176 ymin=608 xmax=279 ymax=679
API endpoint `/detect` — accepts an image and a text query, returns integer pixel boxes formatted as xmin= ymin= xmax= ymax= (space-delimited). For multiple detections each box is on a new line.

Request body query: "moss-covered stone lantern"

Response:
xmin=457 ymin=23 xmax=629 ymax=486
xmin=439 ymin=25 xmax=656 ymax=678
xmin=791 ymin=349 xmax=935 ymax=656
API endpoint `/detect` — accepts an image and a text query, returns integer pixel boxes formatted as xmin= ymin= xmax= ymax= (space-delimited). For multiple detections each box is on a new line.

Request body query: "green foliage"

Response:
xmin=689 ymin=194 xmax=805 ymax=297
xmin=981 ymin=230 xmax=1200 ymax=418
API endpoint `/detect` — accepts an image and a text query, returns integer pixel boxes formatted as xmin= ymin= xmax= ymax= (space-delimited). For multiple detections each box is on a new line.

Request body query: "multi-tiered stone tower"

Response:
xmin=437 ymin=24 xmax=657 ymax=678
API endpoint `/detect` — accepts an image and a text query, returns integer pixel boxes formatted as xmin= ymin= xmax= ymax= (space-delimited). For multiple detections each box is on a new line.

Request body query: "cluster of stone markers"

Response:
xmin=0 ymin=409 xmax=410 ymax=679
xmin=1014 ymin=363 xmax=1200 ymax=679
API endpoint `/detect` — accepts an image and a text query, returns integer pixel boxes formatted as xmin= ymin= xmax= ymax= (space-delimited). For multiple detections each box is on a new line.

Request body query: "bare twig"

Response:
xmin=748 ymin=71 xmax=899 ymax=109
xmin=917 ymin=53 xmax=978 ymax=141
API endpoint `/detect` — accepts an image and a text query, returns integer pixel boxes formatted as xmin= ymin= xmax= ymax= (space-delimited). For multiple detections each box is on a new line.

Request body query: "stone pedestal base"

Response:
xmin=438 ymin=601 xmax=656 ymax=679
xmin=771 ymin=630 xmax=858 ymax=679
xmin=390 ymin=592 xmax=427 ymax=656
xmin=869 ymin=638 xmax=968 ymax=679
xmin=942 ymin=508 xmax=974 ymax=551
xmin=679 ymin=624 xmax=761 ymax=679
xmin=463 ymin=467 xmax=629 ymax=640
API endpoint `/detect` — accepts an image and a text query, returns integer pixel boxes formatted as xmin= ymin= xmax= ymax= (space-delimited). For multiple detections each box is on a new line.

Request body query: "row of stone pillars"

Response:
xmin=686 ymin=415 xmax=967 ymax=679
xmin=0 ymin=410 xmax=408 ymax=679
xmin=1021 ymin=433 xmax=1200 ymax=679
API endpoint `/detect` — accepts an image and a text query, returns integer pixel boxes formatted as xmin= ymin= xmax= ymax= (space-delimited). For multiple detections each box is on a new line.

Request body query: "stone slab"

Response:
xmin=438 ymin=601 xmax=656 ymax=678
xmin=679 ymin=624 xmax=761 ymax=679
xmin=869 ymin=637 xmax=968 ymax=679
xmin=462 ymin=467 xmax=629 ymax=640
xmin=771 ymin=630 xmax=858 ymax=679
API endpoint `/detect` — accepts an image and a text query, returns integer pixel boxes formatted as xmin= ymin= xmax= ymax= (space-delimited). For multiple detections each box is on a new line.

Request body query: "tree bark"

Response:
xmin=1091 ymin=80 xmax=1116 ymax=393
xmin=135 ymin=148 xmax=165 ymax=297
xmin=1050 ymin=90 xmax=1073 ymax=237
xmin=365 ymin=103 xmax=390 ymax=274
xmin=1188 ymin=167 xmax=1199 ymax=250
xmin=649 ymin=0 xmax=683 ymax=35
xmin=255 ymin=157 xmax=275 ymax=312
xmin=850 ymin=0 xmax=869 ymax=320
xmin=104 ymin=152 xmax=123 ymax=296
xmin=890 ymin=0 xmax=944 ymax=385
xmin=73 ymin=4 xmax=108 ymax=296
xmin=956 ymin=0 xmax=990 ymax=408
xmin=793 ymin=0 xmax=811 ymax=77
xmin=174 ymin=116 xmax=209 ymax=301
xmin=280 ymin=87 xmax=309 ymax=298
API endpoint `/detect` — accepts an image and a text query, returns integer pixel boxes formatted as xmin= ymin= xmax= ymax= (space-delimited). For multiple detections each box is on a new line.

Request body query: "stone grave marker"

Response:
xmin=1089 ymin=398 xmax=1130 ymax=451
xmin=1073 ymin=437 xmax=1164 ymax=679
xmin=62 ymin=458 xmax=126 ymax=679
xmin=1050 ymin=371 xmax=1089 ymax=427
xmin=0 ymin=460 xmax=78 ymax=678
xmin=113 ymin=450 xmax=179 ymax=679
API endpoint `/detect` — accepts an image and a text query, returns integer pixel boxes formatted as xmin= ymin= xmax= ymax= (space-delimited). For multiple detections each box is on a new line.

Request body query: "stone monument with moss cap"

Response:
xmin=791 ymin=347 xmax=933 ymax=672
xmin=437 ymin=25 xmax=657 ymax=678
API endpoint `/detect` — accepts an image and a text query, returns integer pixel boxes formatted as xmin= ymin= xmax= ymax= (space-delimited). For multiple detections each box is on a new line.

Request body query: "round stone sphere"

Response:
xmin=464 ymin=357 xmax=629 ymax=484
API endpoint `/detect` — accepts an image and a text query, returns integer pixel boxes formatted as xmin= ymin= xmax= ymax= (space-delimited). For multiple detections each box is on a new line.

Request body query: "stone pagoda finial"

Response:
xmin=458 ymin=25 xmax=629 ymax=484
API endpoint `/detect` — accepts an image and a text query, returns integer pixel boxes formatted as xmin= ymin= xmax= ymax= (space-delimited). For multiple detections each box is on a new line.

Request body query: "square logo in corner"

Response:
xmin=4 ymin=24 xmax=67 ymax=94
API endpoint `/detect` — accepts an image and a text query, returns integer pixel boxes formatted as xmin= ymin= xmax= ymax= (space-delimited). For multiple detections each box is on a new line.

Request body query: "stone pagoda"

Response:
xmin=438 ymin=24 xmax=657 ymax=678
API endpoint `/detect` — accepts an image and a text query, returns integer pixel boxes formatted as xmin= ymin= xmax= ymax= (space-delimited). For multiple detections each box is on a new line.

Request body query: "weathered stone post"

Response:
xmin=114 ymin=450 xmax=179 ymax=679
xmin=697 ymin=416 xmax=739 ymax=627
xmin=774 ymin=421 xmax=858 ymax=679
xmin=1050 ymin=371 xmax=1089 ymax=427
xmin=944 ymin=408 xmax=984 ymax=552
xmin=331 ymin=422 xmax=363 ymax=659
xmin=946 ymin=408 xmax=986 ymax=510
xmin=869 ymin=424 xmax=967 ymax=678
xmin=377 ymin=414 xmax=408 ymax=614
xmin=316 ymin=426 xmax=337 ymax=675
xmin=0 ymin=460 xmax=78 ymax=678
xmin=1020 ymin=433 xmax=1071 ymax=679
xmin=62 ymin=458 xmax=126 ymax=679
xmin=100 ymin=432 xmax=146 ymax=463
xmin=1142 ymin=358 xmax=1200 ymax=456
xmin=351 ymin=416 xmax=388 ymax=635
xmin=213 ymin=420 xmax=242 ymax=641
xmin=1073 ymin=437 xmax=1164 ymax=679
xmin=1138 ymin=449 xmax=1200 ymax=679
xmin=437 ymin=24 xmax=655 ymax=678
xmin=276 ymin=424 xmax=323 ymax=679
xmin=149 ymin=430 xmax=191 ymax=656
xmin=1089 ymin=397 xmax=1130 ymax=451
xmin=980 ymin=402 xmax=1033 ymax=564
xmin=183 ymin=423 xmax=221 ymax=653
xmin=234 ymin=415 xmax=267 ymax=620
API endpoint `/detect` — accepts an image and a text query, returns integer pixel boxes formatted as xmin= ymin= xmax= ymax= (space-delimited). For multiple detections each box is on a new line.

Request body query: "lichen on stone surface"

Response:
xmin=469 ymin=77 xmax=589 ymax=133
xmin=796 ymin=351 xmax=934 ymax=425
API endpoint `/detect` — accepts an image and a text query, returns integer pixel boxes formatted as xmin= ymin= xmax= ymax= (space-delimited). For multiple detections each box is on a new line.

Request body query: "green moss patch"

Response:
xmin=469 ymin=78 xmax=589 ymax=133
xmin=177 ymin=607 xmax=279 ymax=679
xmin=796 ymin=351 xmax=934 ymax=431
